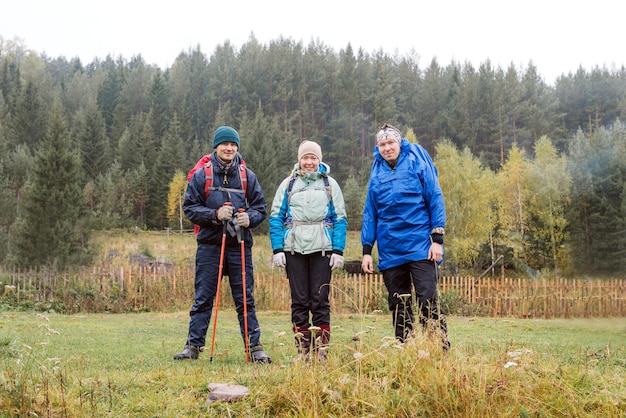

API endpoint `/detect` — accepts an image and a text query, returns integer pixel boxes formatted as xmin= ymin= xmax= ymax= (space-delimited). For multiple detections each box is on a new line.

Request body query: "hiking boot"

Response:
xmin=294 ymin=326 xmax=311 ymax=362
xmin=173 ymin=345 xmax=200 ymax=360
xmin=250 ymin=346 xmax=272 ymax=364
xmin=315 ymin=326 xmax=331 ymax=362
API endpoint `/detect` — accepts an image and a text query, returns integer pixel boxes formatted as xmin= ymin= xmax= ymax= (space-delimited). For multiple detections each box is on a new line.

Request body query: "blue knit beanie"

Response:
xmin=213 ymin=126 xmax=240 ymax=148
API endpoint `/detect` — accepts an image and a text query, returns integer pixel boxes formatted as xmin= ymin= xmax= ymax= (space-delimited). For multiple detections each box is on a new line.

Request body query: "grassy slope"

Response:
xmin=88 ymin=229 xmax=368 ymax=274
xmin=1 ymin=311 xmax=625 ymax=417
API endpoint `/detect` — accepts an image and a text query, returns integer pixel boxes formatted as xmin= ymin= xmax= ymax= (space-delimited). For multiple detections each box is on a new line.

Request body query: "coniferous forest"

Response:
xmin=1 ymin=35 xmax=625 ymax=276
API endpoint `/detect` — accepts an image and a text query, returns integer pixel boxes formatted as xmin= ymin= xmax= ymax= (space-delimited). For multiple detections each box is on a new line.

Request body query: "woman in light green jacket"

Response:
xmin=269 ymin=140 xmax=347 ymax=361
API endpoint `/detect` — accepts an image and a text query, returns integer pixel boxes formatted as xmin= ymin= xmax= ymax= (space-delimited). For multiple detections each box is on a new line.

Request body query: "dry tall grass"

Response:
xmin=1 ymin=312 xmax=624 ymax=417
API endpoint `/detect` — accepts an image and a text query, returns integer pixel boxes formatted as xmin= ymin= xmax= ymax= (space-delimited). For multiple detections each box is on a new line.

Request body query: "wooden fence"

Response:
xmin=1 ymin=265 xmax=625 ymax=318
xmin=438 ymin=275 xmax=626 ymax=318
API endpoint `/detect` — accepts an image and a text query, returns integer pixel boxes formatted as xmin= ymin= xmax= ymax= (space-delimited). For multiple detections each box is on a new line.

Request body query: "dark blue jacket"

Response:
xmin=183 ymin=152 xmax=266 ymax=248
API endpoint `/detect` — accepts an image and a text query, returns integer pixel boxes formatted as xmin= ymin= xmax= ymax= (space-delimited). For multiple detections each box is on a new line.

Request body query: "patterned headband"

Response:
xmin=376 ymin=123 xmax=402 ymax=144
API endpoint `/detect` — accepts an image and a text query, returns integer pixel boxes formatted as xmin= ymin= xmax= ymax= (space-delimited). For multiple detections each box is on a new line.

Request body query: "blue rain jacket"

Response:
xmin=361 ymin=139 xmax=446 ymax=271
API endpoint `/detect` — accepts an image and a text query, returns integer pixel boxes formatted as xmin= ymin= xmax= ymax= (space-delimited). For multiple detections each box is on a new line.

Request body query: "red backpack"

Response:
xmin=187 ymin=154 xmax=248 ymax=235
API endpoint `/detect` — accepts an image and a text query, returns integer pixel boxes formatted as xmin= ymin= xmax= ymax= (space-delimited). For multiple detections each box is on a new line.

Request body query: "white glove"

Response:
xmin=329 ymin=253 xmax=344 ymax=270
xmin=272 ymin=252 xmax=286 ymax=268
xmin=235 ymin=211 xmax=250 ymax=228
xmin=216 ymin=205 xmax=234 ymax=221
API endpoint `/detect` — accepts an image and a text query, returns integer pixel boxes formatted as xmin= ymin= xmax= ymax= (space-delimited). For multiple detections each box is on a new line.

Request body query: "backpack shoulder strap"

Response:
xmin=287 ymin=174 xmax=297 ymax=193
xmin=239 ymin=159 xmax=248 ymax=196
xmin=286 ymin=174 xmax=333 ymax=206
xmin=238 ymin=160 xmax=249 ymax=207
xmin=203 ymin=159 xmax=214 ymax=200
xmin=202 ymin=156 xmax=249 ymax=203
xmin=323 ymin=175 xmax=332 ymax=203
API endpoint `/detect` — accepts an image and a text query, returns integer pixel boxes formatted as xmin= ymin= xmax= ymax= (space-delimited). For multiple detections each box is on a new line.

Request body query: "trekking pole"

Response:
xmin=209 ymin=202 xmax=231 ymax=362
xmin=237 ymin=208 xmax=250 ymax=363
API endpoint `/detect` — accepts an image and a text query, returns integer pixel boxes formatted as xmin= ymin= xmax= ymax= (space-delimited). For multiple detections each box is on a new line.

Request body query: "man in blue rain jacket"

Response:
xmin=361 ymin=123 xmax=449 ymax=350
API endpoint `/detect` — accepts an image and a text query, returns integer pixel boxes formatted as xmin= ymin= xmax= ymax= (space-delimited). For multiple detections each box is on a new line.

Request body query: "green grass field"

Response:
xmin=1 ymin=311 xmax=625 ymax=417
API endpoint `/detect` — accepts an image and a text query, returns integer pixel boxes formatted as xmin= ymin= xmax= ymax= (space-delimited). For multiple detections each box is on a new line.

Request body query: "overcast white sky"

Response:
xmin=2 ymin=0 xmax=623 ymax=85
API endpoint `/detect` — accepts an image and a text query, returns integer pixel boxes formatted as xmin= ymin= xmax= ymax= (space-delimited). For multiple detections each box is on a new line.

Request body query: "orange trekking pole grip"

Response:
xmin=209 ymin=202 xmax=231 ymax=362
xmin=238 ymin=208 xmax=250 ymax=363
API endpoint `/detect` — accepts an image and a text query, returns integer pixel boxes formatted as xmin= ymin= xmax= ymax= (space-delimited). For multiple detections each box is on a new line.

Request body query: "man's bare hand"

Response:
xmin=361 ymin=254 xmax=374 ymax=274
xmin=428 ymin=242 xmax=443 ymax=262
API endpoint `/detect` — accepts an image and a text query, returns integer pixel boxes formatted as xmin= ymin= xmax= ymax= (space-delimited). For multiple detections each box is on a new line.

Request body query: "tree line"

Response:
xmin=0 ymin=35 xmax=625 ymax=275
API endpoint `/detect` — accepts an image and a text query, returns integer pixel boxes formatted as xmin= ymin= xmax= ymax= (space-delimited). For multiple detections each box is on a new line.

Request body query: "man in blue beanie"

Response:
xmin=174 ymin=125 xmax=272 ymax=363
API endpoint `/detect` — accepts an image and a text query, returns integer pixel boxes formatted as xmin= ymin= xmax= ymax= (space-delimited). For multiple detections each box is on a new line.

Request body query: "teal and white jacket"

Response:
xmin=269 ymin=162 xmax=347 ymax=256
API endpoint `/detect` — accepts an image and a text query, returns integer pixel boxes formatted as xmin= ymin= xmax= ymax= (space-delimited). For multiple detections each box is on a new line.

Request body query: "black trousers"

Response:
xmin=382 ymin=260 xmax=443 ymax=341
xmin=285 ymin=251 xmax=331 ymax=327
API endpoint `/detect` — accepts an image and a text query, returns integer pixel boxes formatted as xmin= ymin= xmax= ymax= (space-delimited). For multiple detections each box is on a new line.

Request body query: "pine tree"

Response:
xmin=97 ymin=56 xmax=122 ymax=138
xmin=566 ymin=124 xmax=626 ymax=273
xmin=11 ymin=101 xmax=85 ymax=267
xmin=117 ymin=113 xmax=146 ymax=172
xmin=11 ymin=79 xmax=48 ymax=150
xmin=149 ymin=69 xmax=170 ymax=138
xmin=74 ymin=102 xmax=110 ymax=181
